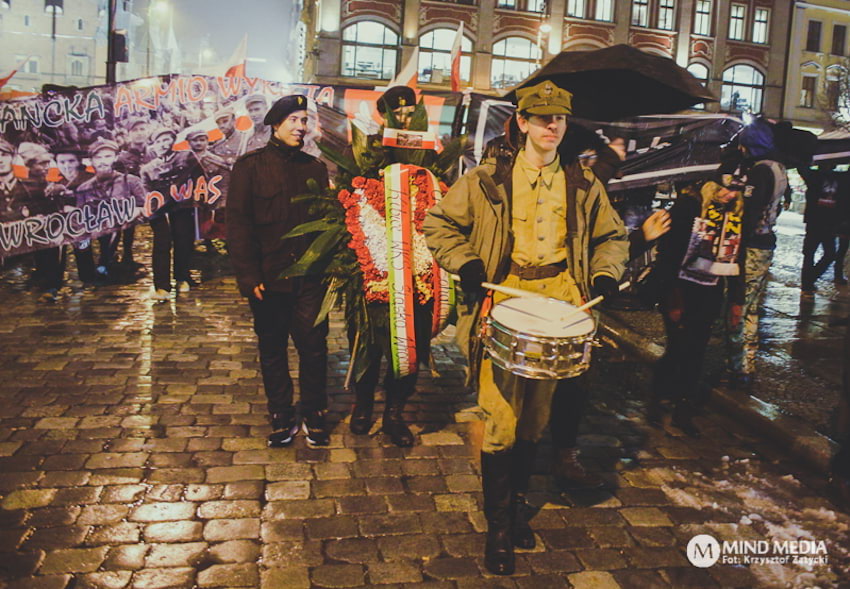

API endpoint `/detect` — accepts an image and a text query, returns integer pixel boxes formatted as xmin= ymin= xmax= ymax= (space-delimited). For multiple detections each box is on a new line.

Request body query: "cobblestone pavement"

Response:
xmin=1 ymin=227 xmax=849 ymax=588
xmin=608 ymin=211 xmax=849 ymax=439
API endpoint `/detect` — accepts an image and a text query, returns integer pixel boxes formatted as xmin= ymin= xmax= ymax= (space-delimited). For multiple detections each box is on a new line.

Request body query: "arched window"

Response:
xmin=418 ymin=28 xmax=472 ymax=85
xmin=491 ymin=37 xmax=541 ymax=89
xmin=341 ymin=21 xmax=399 ymax=80
xmin=687 ymin=63 xmax=709 ymax=109
xmin=721 ymin=64 xmax=764 ymax=113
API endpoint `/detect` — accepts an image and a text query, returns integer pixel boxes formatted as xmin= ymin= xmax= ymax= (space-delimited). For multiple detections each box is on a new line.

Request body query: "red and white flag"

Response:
xmin=224 ymin=34 xmax=248 ymax=78
xmin=0 ymin=56 xmax=32 ymax=90
xmin=450 ymin=23 xmax=464 ymax=92
xmin=387 ymin=47 xmax=419 ymax=89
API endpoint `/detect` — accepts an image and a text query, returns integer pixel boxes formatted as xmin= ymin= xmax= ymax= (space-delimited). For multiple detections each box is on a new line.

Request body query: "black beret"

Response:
xmin=263 ymin=94 xmax=309 ymax=126
xmin=377 ymin=86 xmax=416 ymax=114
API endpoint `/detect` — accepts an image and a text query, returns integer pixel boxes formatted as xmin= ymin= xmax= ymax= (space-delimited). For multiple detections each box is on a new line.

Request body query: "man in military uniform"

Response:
xmin=227 ymin=94 xmax=331 ymax=449
xmin=425 ymin=80 xmax=628 ymax=575
xmin=242 ymin=94 xmax=271 ymax=155
xmin=75 ymin=139 xmax=145 ymax=210
xmin=211 ymin=107 xmax=243 ymax=166
xmin=347 ymin=84 xmax=428 ymax=448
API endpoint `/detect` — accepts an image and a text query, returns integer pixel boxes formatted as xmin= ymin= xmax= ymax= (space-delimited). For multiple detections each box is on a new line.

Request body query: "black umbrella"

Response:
xmin=503 ymin=44 xmax=716 ymax=121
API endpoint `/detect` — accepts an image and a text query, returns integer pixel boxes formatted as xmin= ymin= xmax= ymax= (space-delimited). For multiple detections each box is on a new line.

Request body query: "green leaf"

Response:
xmin=318 ymin=142 xmax=359 ymax=176
xmin=279 ymin=226 xmax=347 ymax=278
xmin=314 ymin=277 xmax=342 ymax=326
xmin=281 ymin=218 xmax=339 ymax=239
xmin=407 ymin=99 xmax=429 ymax=132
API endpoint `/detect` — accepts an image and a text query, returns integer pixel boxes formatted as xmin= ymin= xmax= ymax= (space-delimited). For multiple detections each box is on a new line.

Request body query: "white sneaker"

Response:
xmin=177 ymin=281 xmax=191 ymax=293
xmin=151 ymin=288 xmax=170 ymax=300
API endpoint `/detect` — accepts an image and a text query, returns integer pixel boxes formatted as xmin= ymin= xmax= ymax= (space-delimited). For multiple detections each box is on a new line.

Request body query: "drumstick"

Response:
xmin=561 ymin=281 xmax=631 ymax=323
xmin=448 ymin=274 xmax=548 ymax=299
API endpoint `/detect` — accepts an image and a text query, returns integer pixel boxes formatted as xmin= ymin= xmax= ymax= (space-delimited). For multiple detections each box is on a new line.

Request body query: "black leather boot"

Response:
xmin=381 ymin=380 xmax=414 ymax=447
xmin=510 ymin=440 xmax=537 ymax=549
xmin=553 ymin=447 xmax=606 ymax=491
xmin=382 ymin=402 xmax=414 ymax=447
xmin=482 ymin=450 xmax=515 ymax=575
xmin=349 ymin=380 xmax=375 ymax=435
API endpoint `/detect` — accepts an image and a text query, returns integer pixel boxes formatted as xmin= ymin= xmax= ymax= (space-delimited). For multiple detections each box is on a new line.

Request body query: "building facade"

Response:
xmin=784 ymin=0 xmax=850 ymax=132
xmin=0 ymin=0 xmax=109 ymax=92
xmin=301 ymin=0 xmax=791 ymax=118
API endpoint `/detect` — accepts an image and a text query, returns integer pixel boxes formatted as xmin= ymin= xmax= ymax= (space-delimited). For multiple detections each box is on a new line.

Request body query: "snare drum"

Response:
xmin=483 ymin=297 xmax=596 ymax=380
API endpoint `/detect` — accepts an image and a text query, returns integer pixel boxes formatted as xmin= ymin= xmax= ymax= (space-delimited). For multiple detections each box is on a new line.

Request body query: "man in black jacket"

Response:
xmin=227 ymin=95 xmax=331 ymax=448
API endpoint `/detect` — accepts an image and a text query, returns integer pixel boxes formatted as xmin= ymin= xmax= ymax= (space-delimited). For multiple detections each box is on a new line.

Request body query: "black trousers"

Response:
xmin=549 ymin=376 xmax=592 ymax=449
xmin=150 ymin=208 xmax=195 ymax=291
xmin=33 ymin=243 xmax=96 ymax=290
xmin=802 ymin=221 xmax=837 ymax=288
xmin=248 ymin=278 xmax=329 ymax=415
xmin=350 ymin=302 xmax=433 ymax=407
xmin=653 ymin=281 xmax=725 ymax=406
xmin=98 ymin=226 xmax=137 ymax=268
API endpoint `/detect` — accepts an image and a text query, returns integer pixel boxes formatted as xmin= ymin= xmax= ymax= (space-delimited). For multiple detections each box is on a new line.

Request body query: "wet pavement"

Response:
xmin=606 ymin=211 xmax=848 ymax=440
xmin=1 ymin=225 xmax=849 ymax=588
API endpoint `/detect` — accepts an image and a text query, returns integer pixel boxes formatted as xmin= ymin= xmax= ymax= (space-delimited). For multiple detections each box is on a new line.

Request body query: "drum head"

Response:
xmin=490 ymin=297 xmax=595 ymax=337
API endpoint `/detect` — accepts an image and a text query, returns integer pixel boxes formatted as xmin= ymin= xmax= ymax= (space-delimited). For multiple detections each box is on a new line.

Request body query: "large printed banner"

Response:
xmin=0 ymin=75 xmax=461 ymax=257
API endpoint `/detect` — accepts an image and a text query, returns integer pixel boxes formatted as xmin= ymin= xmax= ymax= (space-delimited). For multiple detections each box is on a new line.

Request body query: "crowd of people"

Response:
xmin=3 ymin=79 xmax=849 ymax=573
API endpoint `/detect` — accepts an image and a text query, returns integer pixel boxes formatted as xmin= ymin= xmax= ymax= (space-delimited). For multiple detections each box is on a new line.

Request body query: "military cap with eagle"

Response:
xmin=263 ymin=95 xmax=309 ymax=126
xmin=377 ymin=86 xmax=416 ymax=114
xmin=516 ymin=80 xmax=573 ymax=116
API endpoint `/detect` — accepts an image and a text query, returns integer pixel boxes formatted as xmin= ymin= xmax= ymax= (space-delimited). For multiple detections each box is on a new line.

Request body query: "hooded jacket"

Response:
xmin=423 ymin=151 xmax=628 ymax=372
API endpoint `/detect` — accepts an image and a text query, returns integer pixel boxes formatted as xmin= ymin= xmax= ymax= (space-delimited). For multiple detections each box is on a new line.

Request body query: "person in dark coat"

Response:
xmin=799 ymin=163 xmax=842 ymax=291
xmin=650 ymin=175 xmax=747 ymax=436
xmin=227 ymin=94 xmax=332 ymax=449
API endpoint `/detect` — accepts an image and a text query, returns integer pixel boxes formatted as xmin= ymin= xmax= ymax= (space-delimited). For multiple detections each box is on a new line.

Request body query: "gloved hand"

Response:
xmin=458 ymin=259 xmax=487 ymax=297
xmin=591 ymin=275 xmax=619 ymax=300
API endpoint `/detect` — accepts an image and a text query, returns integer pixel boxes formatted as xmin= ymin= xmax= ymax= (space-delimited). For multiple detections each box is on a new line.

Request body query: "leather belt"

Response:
xmin=509 ymin=260 xmax=567 ymax=280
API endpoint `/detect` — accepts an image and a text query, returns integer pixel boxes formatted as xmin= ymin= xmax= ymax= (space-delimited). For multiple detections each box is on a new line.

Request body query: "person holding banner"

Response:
xmin=140 ymin=127 xmax=203 ymax=300
xmin=649 ymin=174 xmax=746 ymax=436
xmin=227 ymin=94 xmax=331 ymax=448
xmin=424 ymin=80 xmax=628 ymax=576
xmin=0 ymin=140 xmax=31 ymax=223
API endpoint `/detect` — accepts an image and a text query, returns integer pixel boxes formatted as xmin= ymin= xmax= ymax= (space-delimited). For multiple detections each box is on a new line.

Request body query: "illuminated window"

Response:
xmin=658 ymin=0 xmax=675 ymax=30
xmin=568 ymin=0 xmax=585 ymax=18
xmin=694 ymin=0 xmax=711 ymax=35
xmin=632 ymin=0 xmax=648 ymax=27
xmin=729 ymin=4 xmax=745 ymax=41
xmin=801 ymin=76 xmax=817 ymax=108
xmin=721 ymin=64 xmax=764 ymax=113
xmin=341 ymin=21 xmax=399 ymax=81
xmin=419 ymin=28 xmax=472 ymax=85
xmin=752 ymin=8 xmax=769 ymax=44
xmin=595 ymin=0 xmax=614 ymax=21
xmin=491 ymin=37 xmax=541 ymax=89
xmin=687 ymin=63 xmax=709 ymax=110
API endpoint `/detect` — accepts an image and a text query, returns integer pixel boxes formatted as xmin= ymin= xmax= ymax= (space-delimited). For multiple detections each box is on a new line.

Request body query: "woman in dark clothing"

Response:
xmin=650 ymin=175 xmax=747 ymax=437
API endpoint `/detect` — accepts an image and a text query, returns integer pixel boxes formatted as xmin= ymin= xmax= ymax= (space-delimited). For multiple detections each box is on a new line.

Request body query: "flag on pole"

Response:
xmin=387 ymin=47 xmax=419 ymax=89
xmin=450 ymin=23 xmax=464 ymax=92
xmin=0 ymin=56 xmax=32 ymax=91
xmin=224 ymin=34 xmax=248 ymax=77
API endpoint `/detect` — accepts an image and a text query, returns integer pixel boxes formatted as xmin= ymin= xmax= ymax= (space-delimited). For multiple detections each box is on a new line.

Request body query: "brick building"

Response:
xmin=300 ymin=0 xmax=791 ymax=119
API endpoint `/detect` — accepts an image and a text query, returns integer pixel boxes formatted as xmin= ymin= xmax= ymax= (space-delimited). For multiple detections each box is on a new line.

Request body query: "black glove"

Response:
xmin=458 ymin=259 xmax=487 ymax=297
xmin=591 ymin=275 xmax=619 ymax=300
